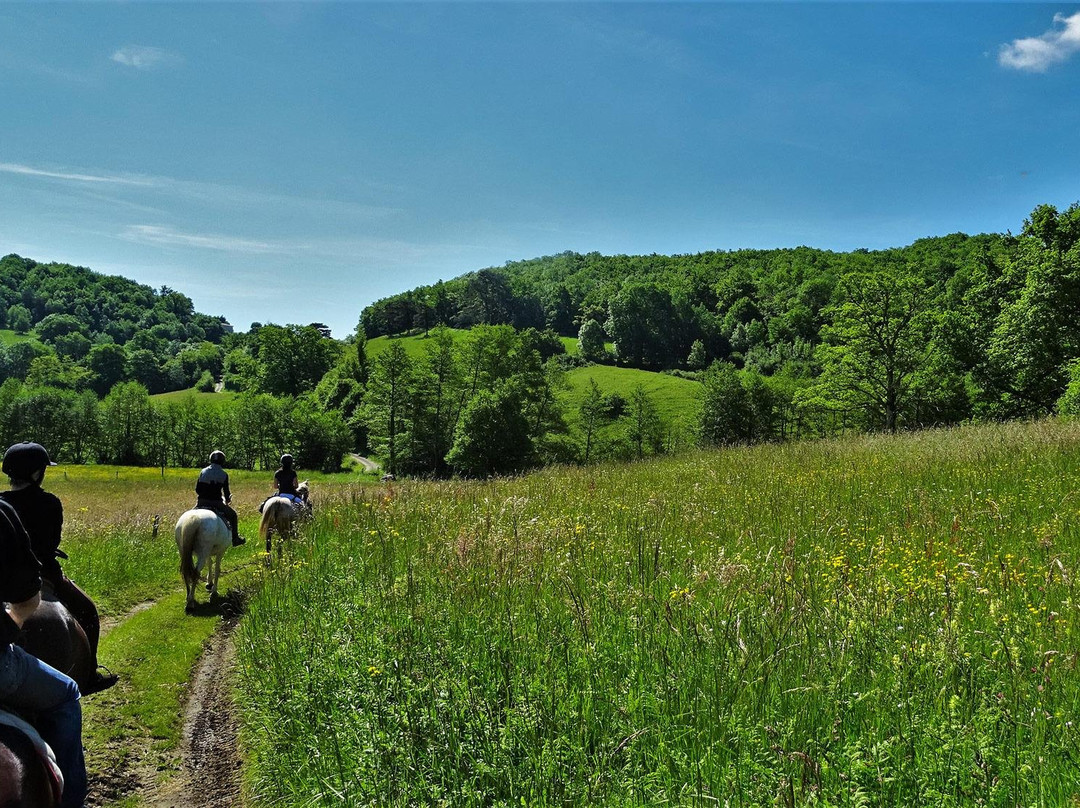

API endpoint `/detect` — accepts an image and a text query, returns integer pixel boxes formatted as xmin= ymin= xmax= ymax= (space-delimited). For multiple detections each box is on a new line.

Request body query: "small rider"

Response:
xmin=0 ymin=441 xmax=117 ymax=696
xmin=273 ymin=454 xmax=306 ymax=507
xmin=0 ymin=494 xmax=87 ymax=808
xmin=196 ymin=451 xmax=245 ymax=547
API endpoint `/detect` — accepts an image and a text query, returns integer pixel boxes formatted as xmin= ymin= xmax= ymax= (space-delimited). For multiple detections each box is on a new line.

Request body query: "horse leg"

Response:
xmin=209 ymin=555 xmax=221 ymax=598
xmin=265 ymin=526 xmax=272 ymax=556
xmin=185 ymin=572 xmax=197 ymax=610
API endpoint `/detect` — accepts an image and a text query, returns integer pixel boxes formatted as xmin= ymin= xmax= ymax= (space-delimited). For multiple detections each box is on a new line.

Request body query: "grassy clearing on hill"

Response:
xmin=0 ymin=328 xmax=36 ymax=346
xmin=366 ymin=329 xmax=470 ymax=360
xmin=237 ymin=419 xmax=1080 ymax=806
xmin=563 ymin=364 xmax=700 ymax=426
xmin=149 ymin=389 xmax=238 ymax=406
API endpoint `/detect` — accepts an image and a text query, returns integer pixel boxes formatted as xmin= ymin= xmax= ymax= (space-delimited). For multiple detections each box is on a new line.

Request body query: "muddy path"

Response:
xmin=148 ymin=619 xmax=243 ymax=808
xmin=88 ymin=589 xmax=249 ymax=808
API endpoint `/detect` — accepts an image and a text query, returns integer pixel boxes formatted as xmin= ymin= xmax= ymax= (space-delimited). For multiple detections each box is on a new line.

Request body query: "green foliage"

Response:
xmin=6 ymin=304 xmax=30 ymax=334
xmin=194 ymin=370 xmax=216 ymax=392
xmin=446 ymin=381 xmax=535 ymax=476
xmin=1057 ymin=359 xmax=1080 ymax=417
xmin=252 ymin=324 xmax=341 ymax=396
xmin=577 ymin=318 xmax=606 ymax=363
xmin=686 ymin=338 xmax=708 ymax=370
xmin=814 ymin=268 xmax=934 ymax=432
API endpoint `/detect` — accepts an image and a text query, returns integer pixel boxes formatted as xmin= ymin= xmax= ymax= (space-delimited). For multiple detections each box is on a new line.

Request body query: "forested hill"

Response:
xmin=0 ymin=253 xmax=231 ymax=394
xmin=361 ymin=231 xmax=1012 ymax=367
xmin=361 ymin=203 xmax=1080 ymax=424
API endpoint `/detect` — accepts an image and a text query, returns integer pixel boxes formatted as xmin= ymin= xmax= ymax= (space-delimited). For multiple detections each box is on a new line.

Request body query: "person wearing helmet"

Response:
xmin=260 ymin=453 xmax=306 ymax=513
xmin=196 ymin=451 xmax=244 ymax=546
xmin=0 ymin=441 xmax=117 ymax=695
xmin=0 ymin=494 xmax=87 ymax=808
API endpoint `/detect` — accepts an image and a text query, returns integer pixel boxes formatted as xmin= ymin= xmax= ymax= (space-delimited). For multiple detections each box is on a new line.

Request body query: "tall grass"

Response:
xmin=237 ymin=420 xmax=1080 ymax=806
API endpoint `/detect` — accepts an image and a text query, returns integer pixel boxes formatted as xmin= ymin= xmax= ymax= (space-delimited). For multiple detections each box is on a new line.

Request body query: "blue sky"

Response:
xmin=1 ymin=3 xmax=1078 ymax=338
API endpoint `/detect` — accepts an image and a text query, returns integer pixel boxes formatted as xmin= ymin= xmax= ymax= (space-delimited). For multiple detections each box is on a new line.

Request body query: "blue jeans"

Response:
xmin=0 ymin=643 xmax=86 ymax=808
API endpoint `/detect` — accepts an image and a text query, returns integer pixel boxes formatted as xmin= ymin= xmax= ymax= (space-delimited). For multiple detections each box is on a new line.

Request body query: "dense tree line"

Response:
xmin=362 ymin=325 xmax=574 ymax=477
xmin=0 ymin=379 xmax=350 ymax=473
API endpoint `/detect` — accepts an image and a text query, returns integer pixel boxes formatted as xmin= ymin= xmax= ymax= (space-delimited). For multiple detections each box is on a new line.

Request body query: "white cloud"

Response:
xmin=122 ymin=225 xmax=278 ymax=254
xmin=110 ymin=45 xmax=181 ymax=70
xmin=999 ymin=12 xmax=1080 ymax=73
xmin=0 ymin=162 xmax=156 ymax=186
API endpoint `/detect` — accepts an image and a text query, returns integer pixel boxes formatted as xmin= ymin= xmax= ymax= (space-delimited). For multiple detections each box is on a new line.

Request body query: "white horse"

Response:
xmin=259 ymin=481 xmax=309 ymax=556
xmin=175 ymin=509 xmax=232 ymax=612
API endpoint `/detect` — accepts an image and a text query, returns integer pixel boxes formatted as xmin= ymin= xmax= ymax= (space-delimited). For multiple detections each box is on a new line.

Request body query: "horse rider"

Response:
xmin=0 ymin=441 xmax=117 ymax=696
xmin=0 ymin=495 xmax=86 ymax=808
xmin=196 ymin=451 xmax=245 ymax=546
xmin=273 ymin=454 xmax=307 ymax=508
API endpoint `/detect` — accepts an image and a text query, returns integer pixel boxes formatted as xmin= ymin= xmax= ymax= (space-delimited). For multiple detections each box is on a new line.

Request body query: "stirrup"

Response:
xmin=84 ymin=667 xmax=118 ymax=696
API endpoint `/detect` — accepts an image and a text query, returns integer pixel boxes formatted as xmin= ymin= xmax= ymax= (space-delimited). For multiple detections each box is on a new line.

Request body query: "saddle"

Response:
xmin=0 ymin=708 xmax=64 ymax=804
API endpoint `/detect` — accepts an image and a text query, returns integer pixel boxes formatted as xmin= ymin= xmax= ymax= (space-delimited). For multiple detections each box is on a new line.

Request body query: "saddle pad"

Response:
xmin=0 ymin=707 xmax=64 ymax=803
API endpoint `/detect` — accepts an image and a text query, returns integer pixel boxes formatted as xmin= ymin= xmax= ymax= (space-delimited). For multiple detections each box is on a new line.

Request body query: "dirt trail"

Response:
xmin=348 ymin=452 xmax=380 ymax=473
xmin=89 ymin=585 xmax=250 ymax=808
xmin=148 ymin=620 xmax=243 ymax=808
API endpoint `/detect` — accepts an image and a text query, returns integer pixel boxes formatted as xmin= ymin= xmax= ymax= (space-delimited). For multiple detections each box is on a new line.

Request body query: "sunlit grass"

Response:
xmin=237 ymin=419 xmax=1080 ymax=806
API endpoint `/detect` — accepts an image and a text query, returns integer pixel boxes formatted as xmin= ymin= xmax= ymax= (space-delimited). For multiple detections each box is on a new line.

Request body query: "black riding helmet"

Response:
xmin=280 ymin=454 xmax=293 ymax=468
xmin=209 ymin=450 xmax=226 ymax=466
xmin=2 ymin=441 xmax=56 ymax=480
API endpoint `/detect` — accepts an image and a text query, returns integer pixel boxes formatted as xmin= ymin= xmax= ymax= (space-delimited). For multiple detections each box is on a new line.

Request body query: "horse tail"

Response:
xmin=259 ymin=502 xmax=276 ymax=541
xmin=177 ymin=516 xmax=198 ymax=584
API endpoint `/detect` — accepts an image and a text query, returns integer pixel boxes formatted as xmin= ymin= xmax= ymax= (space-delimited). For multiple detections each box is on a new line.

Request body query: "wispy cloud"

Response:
xmin=111 ymin=45 xmax=182 ymax=70
xmin=999 ymin=12 xmax=1080 ymax=73
xmin=122 ymin=225 xmax=278 ymax=254
xmin=559 ymin=8 xmax=703 ymax=79
xmin=0 ymin=161 xmax=399 ymax=220
xmin=119 ymin=225 xmax=480 ymax=267
xmin=0 ymin=162 xmax=156 ymax=187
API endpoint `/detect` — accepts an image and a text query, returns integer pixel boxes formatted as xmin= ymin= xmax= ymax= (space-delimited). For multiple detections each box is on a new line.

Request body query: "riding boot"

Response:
xmin=231 ymin=520 xmax=246 ymax=547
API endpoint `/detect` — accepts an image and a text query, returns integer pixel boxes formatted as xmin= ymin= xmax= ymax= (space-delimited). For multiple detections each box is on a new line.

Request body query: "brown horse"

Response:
xmin=0 ymin=715 xmax=63 ymax=807
xmin=16 ymin=589 xmax=94 ymax=696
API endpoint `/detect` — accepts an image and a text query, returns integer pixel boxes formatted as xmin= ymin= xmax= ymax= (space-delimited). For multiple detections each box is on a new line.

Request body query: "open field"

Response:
xmin=563 ymin=364 xmax=700 ymax=427
xmin=0 ymin=328 xmax=38 ymax=346
xmin=237 ymin=419 xmax=1080 ymax=806
xmin=149 ymin=389 xmax=238 ymax=407
xmin=366 ymin=329 xmax=470 ymax=360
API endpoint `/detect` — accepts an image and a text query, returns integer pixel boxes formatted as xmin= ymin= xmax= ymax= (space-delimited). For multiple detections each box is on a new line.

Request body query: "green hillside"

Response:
xmin=365 ymin=329 xmax=470 ymax=360
xmin=563 ymin=365 xmax=699 ymax=426
xmin=150 ymin=389 xmax=238 ymax=407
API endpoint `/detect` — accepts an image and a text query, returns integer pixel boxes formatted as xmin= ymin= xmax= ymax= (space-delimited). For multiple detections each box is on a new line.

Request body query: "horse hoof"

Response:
xmin=185 ymin=602 xmax=196 ymax=613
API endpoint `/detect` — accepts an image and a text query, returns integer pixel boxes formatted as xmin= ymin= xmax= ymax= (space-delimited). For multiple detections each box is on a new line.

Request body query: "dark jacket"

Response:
xmin=274 ymin=467 xmax=298 ymax=496
xmin=0 ymin=486 xmax=63 ymax=583
xmin=0 ymin=498 xmax=41 ymax=644
xmin=196 ymin=463 xmax=231 ymax=506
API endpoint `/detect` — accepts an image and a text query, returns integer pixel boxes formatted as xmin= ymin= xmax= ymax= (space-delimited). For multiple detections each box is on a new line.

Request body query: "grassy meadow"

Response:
xmin=236 ymin=419 xmax=1080 ymax=807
